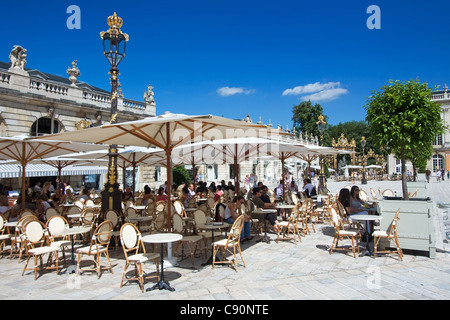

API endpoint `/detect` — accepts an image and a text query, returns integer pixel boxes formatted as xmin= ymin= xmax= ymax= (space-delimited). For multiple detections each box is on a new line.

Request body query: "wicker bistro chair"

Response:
xmin=46 ymin=216 xmax=71 ymax=262
xmin=276 ymin=205 xmax=301 ymax=245
xmin=22 ymin=220 xmax=60 ymax=280
xmin=76 ymin=220 xmax=114 ymax=278
xmin=0 ymin=214 xmax=12 ymax=256
xmin=329 ymin=206 xmax=360 ymax=258
xmin=105 ymin=209 xmax=122 ymax=247
xmin=373 ymin=208 xmax=403 ymax=261
xmin=45 ymin=207 xmax=60 ymax=221
xmin=172 ymin=213 xmax=206 ymax=264
xmin=119 ymin=223 xmax=160 ymax=292
xmin=173 ymin=200 xmax=187 ymax=218
xmin=212 ymin=215 xmax=246 ymax=271
xmin=10 ymin=214 xmax=39 ymax=262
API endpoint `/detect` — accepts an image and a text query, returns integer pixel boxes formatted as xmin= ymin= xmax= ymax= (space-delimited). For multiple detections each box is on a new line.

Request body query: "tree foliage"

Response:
xmin=365 ymin=79 xmax=446 ymax=199
xmin=292 ymin=101 xmax=328 ymax=138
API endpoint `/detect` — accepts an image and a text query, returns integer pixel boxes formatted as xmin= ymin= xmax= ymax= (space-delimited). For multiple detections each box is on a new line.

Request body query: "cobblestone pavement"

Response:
xmin=1 ymin=179 xmax=450 ymax=301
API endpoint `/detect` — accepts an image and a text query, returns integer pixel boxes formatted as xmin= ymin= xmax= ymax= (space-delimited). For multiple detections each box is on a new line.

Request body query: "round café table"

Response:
xmin=142 ymin=233 xmax=183 ymax=292
xmin=349 ymin=214 xmax=383 ymax=257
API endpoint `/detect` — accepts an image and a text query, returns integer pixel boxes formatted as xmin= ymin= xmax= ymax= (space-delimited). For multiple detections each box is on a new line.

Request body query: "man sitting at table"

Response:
xmin=302 ymin=179 xmax=316 ymax=198
xmin=251 ymin=187 xmax=280 ymax=232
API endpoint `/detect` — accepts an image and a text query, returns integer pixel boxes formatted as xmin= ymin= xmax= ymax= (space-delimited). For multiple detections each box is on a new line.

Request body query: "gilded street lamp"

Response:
xmin=360 ymin=137 xmax=368 ymax=185
xmin=99 ymin=13 xmax=129 ymax=221
xmin=317 ymin=115 xmax=327 ymax=192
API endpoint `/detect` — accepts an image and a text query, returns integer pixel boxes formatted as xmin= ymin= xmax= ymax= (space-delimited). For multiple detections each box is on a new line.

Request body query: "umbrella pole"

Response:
xmin=165 ymin=123 xmax=173 ymax=231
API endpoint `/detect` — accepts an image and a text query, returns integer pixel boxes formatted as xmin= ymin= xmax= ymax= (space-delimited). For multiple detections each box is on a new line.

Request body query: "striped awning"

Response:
xmin=0 ymin=164 xmax=107 ymax=179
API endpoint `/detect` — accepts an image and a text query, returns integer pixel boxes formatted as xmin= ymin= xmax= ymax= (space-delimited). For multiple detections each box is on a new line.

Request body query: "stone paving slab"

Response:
xmin=0 ymin=179 xmax=449 ymax=301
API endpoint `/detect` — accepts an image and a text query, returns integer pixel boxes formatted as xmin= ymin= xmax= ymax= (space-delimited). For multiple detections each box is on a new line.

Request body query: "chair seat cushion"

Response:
xmin=77 ymin=246 xmax=107 ymax=254
xmin=338 ymin=230 xmax=358 ymax=236
xmin=373 ymin=231 xmax=388 ymax=237
xmin=128 ymin=253 xmax=159 ymax=263
xmin=29 ymin=246 xmax=60 ymax=255
xmin=213 ymin=238 xmax=237 ymax=247
xmin=0 ymin=235 xmax=11 ymax=241
xmin=51 ymin=241 xmax=71 ymax=248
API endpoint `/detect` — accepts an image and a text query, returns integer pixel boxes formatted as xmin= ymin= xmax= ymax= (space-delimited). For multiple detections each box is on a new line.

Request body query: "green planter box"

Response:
xmin=406 ymin=182 xmax=430 ymax=199
xmin=378 ymin=199 xmax=436 ymax=258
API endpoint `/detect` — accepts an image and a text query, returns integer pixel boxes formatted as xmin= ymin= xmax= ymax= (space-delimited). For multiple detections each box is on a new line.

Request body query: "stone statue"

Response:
xmin=9 ymin=45 xmax=27 ymax=70
xmin=66 ymin=60 xmax=81 ymax=85
xmin=144 ymin=85 xmax=155 ymax=105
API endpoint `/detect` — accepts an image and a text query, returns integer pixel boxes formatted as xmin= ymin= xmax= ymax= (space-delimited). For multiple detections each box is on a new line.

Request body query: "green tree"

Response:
xmin=172 ymin=166 xmax=191 ymax=189
xmin=292 ymin=100 xmax=328 ymax=138
xmin=365 ymin=79 xmax=445 ymax=199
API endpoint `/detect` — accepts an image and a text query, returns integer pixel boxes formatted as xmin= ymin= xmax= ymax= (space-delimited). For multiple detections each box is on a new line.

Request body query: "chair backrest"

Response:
xmin=134 ymin=198 xmax=144 ymax=206
xmin=105 ymin=210 xmax=120 ymax=229
xmin=370 ymin=188 xmax=378 ymax=200
xmin=0 ymin=214 xmax=6 ymax=232
xmin=153 ymin=212 xmax=166 ymax=232
xmin=172 ymin=213 xmax=185 ymax=234
xmin=126 ymin=207 xmax=137 ymax=219
xmin=67 ymin=205 xmax=81 ymax=216
xmin=145 ymin=201 xmax=155 ymax=216
xmin=2 ymin=210 xmax=11 ymax=222
xmin=382 ymin=189 xmax=395 ymax=197
xmin=291 ymin=193 xmax=299 ymax=205
xmin=359 ymin=190 xmax=368 ymax=202
xmin=81 ymin=208 xmax=97 ymax=226
xmin=329 ymin=206 xmax=342 ymax=230
xmin=193 ymin=209 xmax=207 ymax=225
xmin=24 ymin=220 xmax=47 ymax=246
xmin=85 ymin=199 xmax=95 ymax=207
xmin=45 ymin=207 xmax=59 ymax=221
xmin=74 ymin=201 xmax=84 ymax=209
xmin=155 ymin=201 xmax=166 ymax=213
xmin=19 ymin=209 xmax=34 ymax=218
xmin=173 ymin=201 xmax=184 ymax=216
xmin=120 ymin=223 xmax=144 ymax=257
xmin=386 ymin=209 xmax=401 ymax=237
xmin=227 ymin=215 xmax=244 ymax=245
xmin=46 ymin=216 xmax=69 ymax=238
xmin=207 ymin=197 xmax=215 ymax=210
xmin=198 ymin=203 xmax=209 ymax=215
xmin=92 ymin=220 xmax=113 ymax=247
xmin=17 ymin=214 xmax=38 ymax=231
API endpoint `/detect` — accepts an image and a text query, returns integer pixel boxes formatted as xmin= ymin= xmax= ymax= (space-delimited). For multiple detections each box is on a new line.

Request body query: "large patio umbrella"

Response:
xmin=62 ymin=146 xmax=165 ymax=195
xmin=34 ymin=112 xmax=281 ymax=226
xmin=170 ymin=137 xmax=321 ymax=196
xmin=0 ymin=136 xmax=109 ymax=207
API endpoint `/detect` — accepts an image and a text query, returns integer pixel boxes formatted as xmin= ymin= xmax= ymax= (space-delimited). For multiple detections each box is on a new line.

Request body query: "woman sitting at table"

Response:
xmin=50 ymin=188 xmax=66 ymax=207
xmin=347 ymin=186 xmax=375 ymax=234
xmin=143 ymin=185 xmax=155 ymax=205
xmin=224 ymin=195 xmax=252 ymax=242
xmin=156 ymin=186 xmax=167 ymax=202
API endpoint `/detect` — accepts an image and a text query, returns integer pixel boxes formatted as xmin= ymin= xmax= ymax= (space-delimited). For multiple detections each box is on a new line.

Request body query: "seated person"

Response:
xmin=288 ymin=181 xmax=298 ymax=193
xmin=302 ymin=179 xmax=316 ymax=198
xmin=196 ymin=181 xmax=208 ymax=195
xmin=143 ymin=185 xmax=155 ymax=205
xmin=35 ymin=194 xmax=51 ymax=222
xmin=275 ymin=180 xmax=284 ymax=200
xmin=347 ymin=186 xmax=376 ymax=234
xmin=251 ymin=187 xmax=280 ymax=232
xmin=224 ymin=196 xmax=252 ymax=241
xmin=182 ymin=183 xmax=196 ymax=207
xmin=156 ymin=187 xmax=167 ymax=202
xmin=122 ymin=187 xmax=134 ymax=202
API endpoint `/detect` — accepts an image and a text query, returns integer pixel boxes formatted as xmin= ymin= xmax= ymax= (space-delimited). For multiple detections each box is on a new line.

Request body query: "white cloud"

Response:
xmin=302 ymin=88 xmax=349 ymax=102
xmin=282 ymin=81 xmax=348 ymax=102
xmin=217 ymin=86 xmax=255 ymax=97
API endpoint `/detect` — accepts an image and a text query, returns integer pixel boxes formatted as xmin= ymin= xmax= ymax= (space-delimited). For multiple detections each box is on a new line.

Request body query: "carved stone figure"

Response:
xmin=9 ymin=45 xmax=27 ymax=70
xmin=144 ymin=85 xmax=156 ymax=105
xmin=66 ymin=60 xmax=81 ymax=85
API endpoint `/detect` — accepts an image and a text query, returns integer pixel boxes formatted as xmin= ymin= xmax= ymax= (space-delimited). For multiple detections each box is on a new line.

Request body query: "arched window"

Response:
xmin=30 ymin=117 xmax=61 ymax=137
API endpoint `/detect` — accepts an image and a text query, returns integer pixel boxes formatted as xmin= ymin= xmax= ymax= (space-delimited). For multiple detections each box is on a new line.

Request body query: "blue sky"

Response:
xmin=2 ymin=0 xmax=450 ymax=128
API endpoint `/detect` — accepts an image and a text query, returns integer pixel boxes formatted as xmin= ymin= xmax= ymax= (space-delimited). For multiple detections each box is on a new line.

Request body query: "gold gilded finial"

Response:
xmin=107 ymin=12 xmax=123 ymax=29
xmin=100 ymin=12 xmax=129 ymax=42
